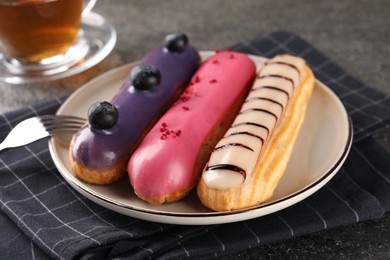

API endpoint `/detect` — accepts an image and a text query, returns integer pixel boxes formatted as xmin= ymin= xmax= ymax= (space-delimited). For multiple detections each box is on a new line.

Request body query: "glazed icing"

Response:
xmin=71 ymin=43 xmax=200 ymax=170
xmin=128 ymin=51 xmax=256 ymax=201
xmin=203 ymin=54 xmax=306 ymax=189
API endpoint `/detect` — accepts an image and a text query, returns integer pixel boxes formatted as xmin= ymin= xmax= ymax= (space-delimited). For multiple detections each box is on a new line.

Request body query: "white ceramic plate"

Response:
xmin=49 ymin=52 xmax=353 ymax=225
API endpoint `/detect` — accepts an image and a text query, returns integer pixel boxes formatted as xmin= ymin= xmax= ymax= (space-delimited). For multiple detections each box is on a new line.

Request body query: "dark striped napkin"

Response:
xmin=1 ymin=31 xmax=390 ymax=259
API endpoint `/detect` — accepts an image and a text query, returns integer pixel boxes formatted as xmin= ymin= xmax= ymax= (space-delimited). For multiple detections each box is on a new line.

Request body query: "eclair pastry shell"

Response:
xmin=197 ymin=64 xmax=315 ymax=211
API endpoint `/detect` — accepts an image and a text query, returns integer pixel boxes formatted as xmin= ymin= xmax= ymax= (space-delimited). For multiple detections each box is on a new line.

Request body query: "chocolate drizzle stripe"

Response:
xmin=206 ymin=164 xmax=246 ymax=179
xmin=265 ymin=61 xmax=301 ymax=78
xmin=226 ymin=131 xmax=264 ymax=145
xmin=214 ymin=143 xmax=254 ymax=152
xmin=245 ymin=97 xmax=284 ymax=110
xmin=239 ymin=108 xmax=278 ymax=122
xmin=259 ymin=74 xmax=295 ymax=88
xmin=252 ymin=86 xmax=290 ymax=100
xmin=231 ymin=122 xmax=270 ymax=136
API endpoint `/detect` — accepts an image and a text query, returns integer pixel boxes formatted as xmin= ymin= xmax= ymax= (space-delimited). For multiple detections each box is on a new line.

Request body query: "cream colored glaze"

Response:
xmin=203 ymin=54 xmax=306 ymax=189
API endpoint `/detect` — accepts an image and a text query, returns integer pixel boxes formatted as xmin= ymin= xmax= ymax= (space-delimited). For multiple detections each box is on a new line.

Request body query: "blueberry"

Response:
xmin=130 ymin=64 xmax=161 ymax=91
xmin=88 ymin=101 xmax=119 ymax=130
xmin=164 ymin=32 xmax=188 ymax=53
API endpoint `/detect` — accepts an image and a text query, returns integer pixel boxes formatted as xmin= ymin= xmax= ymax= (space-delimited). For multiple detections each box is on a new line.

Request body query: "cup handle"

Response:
xmin=82 ymin=0 xmax=97 ymax=16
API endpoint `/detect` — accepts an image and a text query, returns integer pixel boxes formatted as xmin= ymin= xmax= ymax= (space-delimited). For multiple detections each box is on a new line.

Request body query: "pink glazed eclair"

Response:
xmin=128 ymin=50 xmax=256 ymax=204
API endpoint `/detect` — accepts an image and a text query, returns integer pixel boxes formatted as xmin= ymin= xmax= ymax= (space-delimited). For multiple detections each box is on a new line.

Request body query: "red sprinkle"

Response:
xmin=159 ymin=123 xmax=182 ymax=140
xmin=230 ymin=53 xmax=235 ymax=59
xmin=210 ymin=79 xmax=217 ymax=84
xmin=194 ymin=76 xmax=201 ymax=83
xmin=182 ymin=106 xmax=189 ymax=111
xmin=180 ymin=95 xmax=190 ymax=102
xmin=212 ymin=59 xmax=219 ymax=64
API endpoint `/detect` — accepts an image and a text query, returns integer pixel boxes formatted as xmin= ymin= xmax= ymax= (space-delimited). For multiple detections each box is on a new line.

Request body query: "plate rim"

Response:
xmin=49 ymin=52 xmax=353 ymax=225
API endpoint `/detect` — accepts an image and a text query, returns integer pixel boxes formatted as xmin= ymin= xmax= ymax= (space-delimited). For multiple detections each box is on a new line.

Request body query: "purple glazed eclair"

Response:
xmin=69 ymin=33 xmax=200 ymax=184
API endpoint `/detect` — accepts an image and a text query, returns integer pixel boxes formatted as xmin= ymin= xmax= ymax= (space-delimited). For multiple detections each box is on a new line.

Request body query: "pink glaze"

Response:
xmin=128 ymin=51 xmax=256 ymax=202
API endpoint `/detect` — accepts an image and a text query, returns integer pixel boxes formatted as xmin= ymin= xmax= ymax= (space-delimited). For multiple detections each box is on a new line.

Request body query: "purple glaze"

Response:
xmin=71 ymin=43 xmax=200 ymax=170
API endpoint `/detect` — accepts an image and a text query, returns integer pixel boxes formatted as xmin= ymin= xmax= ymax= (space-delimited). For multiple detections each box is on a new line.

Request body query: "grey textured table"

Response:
xmin=1 ymin=0 xmax=389 ymax=259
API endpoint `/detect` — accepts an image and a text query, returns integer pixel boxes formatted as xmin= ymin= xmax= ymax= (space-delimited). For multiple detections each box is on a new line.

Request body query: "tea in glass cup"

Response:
xmin=0 ymin=0 xmax=92 ymax=63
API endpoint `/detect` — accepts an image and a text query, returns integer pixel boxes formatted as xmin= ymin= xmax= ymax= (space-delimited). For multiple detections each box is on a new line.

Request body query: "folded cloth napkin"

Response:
xmin=1 ymin=31 xmax=390 ymax=259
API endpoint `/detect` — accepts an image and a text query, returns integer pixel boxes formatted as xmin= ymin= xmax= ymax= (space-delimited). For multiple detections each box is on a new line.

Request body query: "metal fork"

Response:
xmin=0 ymin=115 xmax=86 ymax=152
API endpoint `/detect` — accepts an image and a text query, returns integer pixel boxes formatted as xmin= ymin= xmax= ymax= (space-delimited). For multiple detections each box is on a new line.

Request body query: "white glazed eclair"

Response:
xmin=197 ymin=54 xmax=315 ymax=211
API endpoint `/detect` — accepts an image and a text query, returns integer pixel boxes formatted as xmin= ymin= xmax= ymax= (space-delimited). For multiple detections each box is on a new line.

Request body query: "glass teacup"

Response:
xmin=0 ymin=0 xmax=96 ymax=72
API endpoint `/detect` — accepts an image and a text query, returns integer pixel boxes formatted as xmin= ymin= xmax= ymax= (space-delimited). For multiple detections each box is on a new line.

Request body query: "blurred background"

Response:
xmin=0 ymin=0 xmax=388 ymax=112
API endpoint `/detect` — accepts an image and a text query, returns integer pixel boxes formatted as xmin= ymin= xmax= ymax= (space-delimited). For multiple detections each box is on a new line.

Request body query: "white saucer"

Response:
xmin=49 ymin=52 xmax=353 ymax=225
xmin=0 ymin=12 xmax=116 ymax=84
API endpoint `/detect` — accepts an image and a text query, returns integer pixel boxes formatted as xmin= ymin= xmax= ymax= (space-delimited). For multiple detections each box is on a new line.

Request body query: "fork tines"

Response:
xmin=39 ymin=115 xmax=86 ymax=134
